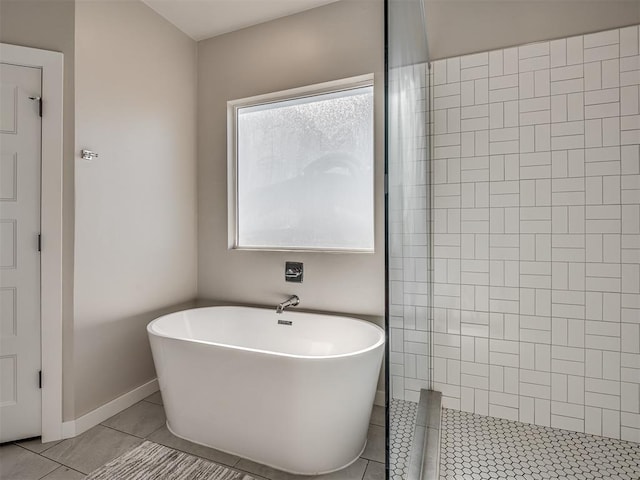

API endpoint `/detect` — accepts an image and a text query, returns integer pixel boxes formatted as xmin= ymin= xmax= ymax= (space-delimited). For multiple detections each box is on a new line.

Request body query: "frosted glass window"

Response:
xmin=232 ymin=83 xmax=374 ymax=251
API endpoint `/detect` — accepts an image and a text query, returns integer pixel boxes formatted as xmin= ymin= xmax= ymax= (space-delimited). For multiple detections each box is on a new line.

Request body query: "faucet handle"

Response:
xmin=285 ymin=262 xmax=303 ymax=283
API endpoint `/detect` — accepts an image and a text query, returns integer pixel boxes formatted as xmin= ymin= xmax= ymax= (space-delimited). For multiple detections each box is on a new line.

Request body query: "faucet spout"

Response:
xmin=276 ymin=295 xmax=300 ymax=314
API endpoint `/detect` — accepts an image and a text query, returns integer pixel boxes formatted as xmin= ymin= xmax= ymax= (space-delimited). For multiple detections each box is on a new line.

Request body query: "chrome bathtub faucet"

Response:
xmin=276 ymin=295 xmax=300 ymax=314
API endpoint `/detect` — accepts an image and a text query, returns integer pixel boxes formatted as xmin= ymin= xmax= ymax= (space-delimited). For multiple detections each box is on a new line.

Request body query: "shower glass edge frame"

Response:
xmin=384 ymin=0 xmax=432 ymax=477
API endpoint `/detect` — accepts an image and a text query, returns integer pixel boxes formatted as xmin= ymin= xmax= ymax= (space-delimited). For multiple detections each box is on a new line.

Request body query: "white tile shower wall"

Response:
xmin=389 ymin=62 xmax=431 ymax=403
xmin=429 ymin=25 xmax=640 ymax=443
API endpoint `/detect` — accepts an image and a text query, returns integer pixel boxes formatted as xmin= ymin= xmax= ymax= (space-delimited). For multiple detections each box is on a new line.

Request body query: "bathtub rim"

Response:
xmin=147 ymin=305 xmax=385 ymax=360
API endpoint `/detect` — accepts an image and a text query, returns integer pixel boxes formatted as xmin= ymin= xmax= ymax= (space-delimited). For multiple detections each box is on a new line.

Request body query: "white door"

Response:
xmin=0 ymin=63 xmax=42 ymax=442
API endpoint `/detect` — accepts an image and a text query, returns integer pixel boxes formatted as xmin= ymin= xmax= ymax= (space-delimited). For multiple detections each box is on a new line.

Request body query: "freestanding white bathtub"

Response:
xmin=147 ymin=306 xmax=384 ymax=475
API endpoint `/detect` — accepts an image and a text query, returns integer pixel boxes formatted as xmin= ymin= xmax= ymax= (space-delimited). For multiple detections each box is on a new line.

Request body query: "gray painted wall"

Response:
xmin=2 ymin=0 xmax=198 ymax=420
xmin=196 ymin=0 xmax=386 ymax=320
xmin=425 ymin=0 xmax=640 ymax=60
xmin=73 ymin=0 xmax=197 ymax=418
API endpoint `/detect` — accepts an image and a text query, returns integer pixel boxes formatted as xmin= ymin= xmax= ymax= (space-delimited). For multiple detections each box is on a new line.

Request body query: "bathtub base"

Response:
xmin=165 ymin=421 xmax=368 ymax=476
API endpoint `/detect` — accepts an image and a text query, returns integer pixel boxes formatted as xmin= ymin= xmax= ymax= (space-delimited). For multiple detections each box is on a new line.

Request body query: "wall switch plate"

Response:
xmin=285 ymin=262 xmax=303 ymax=283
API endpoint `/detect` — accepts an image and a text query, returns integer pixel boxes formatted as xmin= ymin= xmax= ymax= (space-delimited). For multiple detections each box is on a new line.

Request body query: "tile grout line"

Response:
xmin=37 ymin=464 xmax=85 ymax=480
xmin=98 ymin=421 xmax=150 ymax=439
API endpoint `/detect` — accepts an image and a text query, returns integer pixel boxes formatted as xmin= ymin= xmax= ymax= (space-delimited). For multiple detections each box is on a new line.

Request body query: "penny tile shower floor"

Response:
xmin=389 ymin=399 xmax=418 ymax=480
xmin=439 ymin=408 xmax=640 ymax=480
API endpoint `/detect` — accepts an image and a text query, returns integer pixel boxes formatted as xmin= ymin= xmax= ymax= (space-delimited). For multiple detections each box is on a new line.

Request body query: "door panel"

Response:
xmin=0 ymin=63 xmax=42 ymax=442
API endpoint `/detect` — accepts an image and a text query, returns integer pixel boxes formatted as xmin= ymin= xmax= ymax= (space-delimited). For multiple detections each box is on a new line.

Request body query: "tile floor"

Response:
xmin=439 ymin=408 xmax=640 ymax=480
xmin=388 ymin=399 xmax=418 ymax=480
xmin=0 ymin=392 xmax=385 ymax=480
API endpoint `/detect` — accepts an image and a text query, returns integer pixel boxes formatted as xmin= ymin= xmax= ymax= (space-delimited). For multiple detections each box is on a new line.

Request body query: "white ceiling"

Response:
xmin=141 ymin=0 xmax=342 ymax=41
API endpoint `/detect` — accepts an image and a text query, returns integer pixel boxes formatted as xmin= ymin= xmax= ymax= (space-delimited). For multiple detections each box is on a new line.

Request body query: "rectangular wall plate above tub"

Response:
xmin=285 ymin=261 xmax=303 ymax=283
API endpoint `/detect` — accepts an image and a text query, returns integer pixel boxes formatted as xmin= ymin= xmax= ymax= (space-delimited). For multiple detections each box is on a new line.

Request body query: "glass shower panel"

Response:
xmin=385 ymin=0 xmax=430 ymax=478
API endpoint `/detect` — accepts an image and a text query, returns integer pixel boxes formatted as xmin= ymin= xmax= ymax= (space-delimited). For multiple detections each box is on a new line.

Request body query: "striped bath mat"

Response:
xmin=85 ymin=441 xmax=255 ymax=480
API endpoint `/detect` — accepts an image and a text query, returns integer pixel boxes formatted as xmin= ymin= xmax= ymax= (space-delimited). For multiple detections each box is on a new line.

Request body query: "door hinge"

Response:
xmin=37 ymin=233 xmax=41 ymax=252
xmin=28 ymin=96 xmax=43 ymax=117
xmin=38 ymin=370 xmax=42 ymax=389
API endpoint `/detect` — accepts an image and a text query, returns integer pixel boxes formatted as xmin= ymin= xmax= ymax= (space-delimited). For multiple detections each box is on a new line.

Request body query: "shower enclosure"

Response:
xmin=385 ymin=0 xmax=431 ymax=478
xmin=384 ymin=2 xmax=640 ymax=477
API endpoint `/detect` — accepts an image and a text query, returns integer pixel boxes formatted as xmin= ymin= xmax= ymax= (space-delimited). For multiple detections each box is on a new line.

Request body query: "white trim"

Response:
xmin=226 ymin=73 xmax=375 ymax=252
xmin=61 ymin=379 xmax=159 ymax=438
xmin=60 ymin=418 xmax=76 ymax=439
xmin=0 ymin=43 xmax=64 ymax=443
xmin=228 ymin=73 xmax=374 ymax=110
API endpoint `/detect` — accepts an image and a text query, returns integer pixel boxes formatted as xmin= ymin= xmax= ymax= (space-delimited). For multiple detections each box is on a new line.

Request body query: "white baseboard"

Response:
xmin=61 ymin=379 xmax=159 ymax=438
xmin=62 ymin=381 xmax=382 ymax=438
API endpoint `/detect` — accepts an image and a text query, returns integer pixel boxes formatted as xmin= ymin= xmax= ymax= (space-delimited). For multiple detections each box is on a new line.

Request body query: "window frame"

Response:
xmin=227 ymin=73 xmax=375 ymax=253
